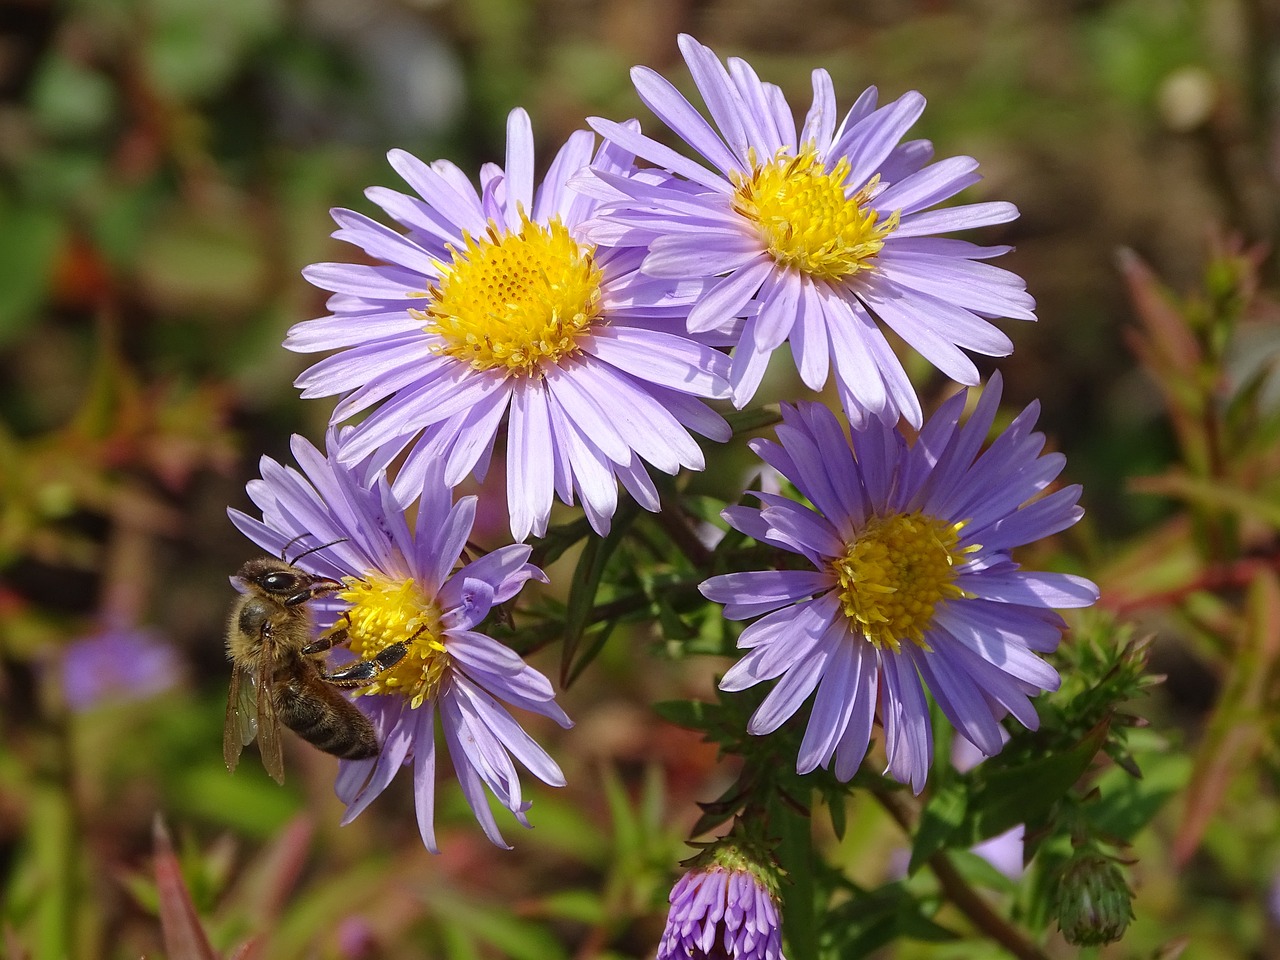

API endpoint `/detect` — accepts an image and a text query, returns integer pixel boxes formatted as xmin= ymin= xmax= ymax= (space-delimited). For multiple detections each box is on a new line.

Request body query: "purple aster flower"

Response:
xmin=288 ymin=108 xmax=733 ymax=541
xmin=61 ymin=625 xmax=182 ymax=711
xmin=585 ymin=35 xmax=1035 ymax=428
xmin=659 ymin=865 xmax=785 ymax=960
xmin=700 ymin=372 xmax=1098 ymax=791
xmin=229 ymin=432 xmax=571 ymax=851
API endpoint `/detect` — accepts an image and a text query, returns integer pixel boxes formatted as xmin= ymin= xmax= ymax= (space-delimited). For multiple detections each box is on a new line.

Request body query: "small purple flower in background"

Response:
xmin=701 ymin=373 xmax=1098 ymax=791
xmin=659 ymin=861 xmax=785 ymax=960
xmin=586 ymin=34 xmax=1034 ymax=428
xmin=61 ymin=625 xmax=182 ymax=711
xmin=229 ymin=432 xmax=571 ymax=851
xmin=289 ymin=107 xmax=732 ymax=541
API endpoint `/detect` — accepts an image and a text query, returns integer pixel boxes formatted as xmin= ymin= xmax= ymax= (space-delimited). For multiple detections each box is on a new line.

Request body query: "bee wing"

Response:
xmin=223 ymin=664 xmax=258 ymax=773
xmin=255 ymin=658 xmax=286 ymax=785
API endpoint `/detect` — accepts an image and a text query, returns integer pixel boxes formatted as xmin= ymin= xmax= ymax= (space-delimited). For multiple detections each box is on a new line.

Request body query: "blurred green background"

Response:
xmin=2 ymin=0 xmax=1280 ymax=957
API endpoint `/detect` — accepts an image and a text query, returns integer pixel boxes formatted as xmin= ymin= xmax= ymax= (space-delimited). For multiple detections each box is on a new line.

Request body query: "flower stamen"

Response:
xmin=731 ymin=145 xmax=899 ymax=281
xmin=331 ymin=574 xmax=447 ymax=708
xmin=830 ymin=512 xmax=972 ymax=651
xmin=413 ymin=213 xmax=604 ymax=378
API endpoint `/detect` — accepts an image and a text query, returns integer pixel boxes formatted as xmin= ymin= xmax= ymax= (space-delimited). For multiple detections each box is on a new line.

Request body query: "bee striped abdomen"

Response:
xmin=273 ymin=659 xmax=379 ymax=761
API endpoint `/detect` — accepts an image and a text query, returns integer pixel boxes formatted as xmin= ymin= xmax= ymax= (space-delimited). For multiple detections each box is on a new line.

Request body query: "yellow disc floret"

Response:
xmin=333 ymin=574 xmax=448 ymax=708
xmin=830 ymin=512 xmax=973 ymax=652
xmin=412 ymin=213 xmax=604 ymax=378
xmin=731 ymin=145 xmax=899 ymax=281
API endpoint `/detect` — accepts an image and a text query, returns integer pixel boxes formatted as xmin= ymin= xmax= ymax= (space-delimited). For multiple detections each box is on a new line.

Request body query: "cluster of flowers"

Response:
xmin=230 ymin=35 xmax=1098 ymax=958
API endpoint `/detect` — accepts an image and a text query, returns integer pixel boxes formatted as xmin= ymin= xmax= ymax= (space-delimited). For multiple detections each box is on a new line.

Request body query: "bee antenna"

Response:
xmin=278 ymin=532 xmax=311 ymax=561
xmin=287 ymin=537 xmax=349 ymax=566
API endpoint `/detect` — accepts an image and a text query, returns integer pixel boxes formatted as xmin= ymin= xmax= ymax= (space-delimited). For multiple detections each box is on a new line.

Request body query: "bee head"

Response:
xmin=235 ymin=558 xmax=343 ymax=606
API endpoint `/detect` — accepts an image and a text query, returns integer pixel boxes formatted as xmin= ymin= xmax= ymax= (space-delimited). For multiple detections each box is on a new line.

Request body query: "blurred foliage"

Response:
xmin=2 ymin=0 xmax=1280 ymax=958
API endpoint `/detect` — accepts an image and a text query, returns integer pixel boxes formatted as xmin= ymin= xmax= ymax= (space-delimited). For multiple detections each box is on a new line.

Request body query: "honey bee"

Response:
xmin=224 ymin=545 xmax=408 ymax=784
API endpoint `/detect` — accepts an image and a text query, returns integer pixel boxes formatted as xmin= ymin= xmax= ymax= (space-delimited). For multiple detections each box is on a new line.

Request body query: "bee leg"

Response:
xmin=301 ymin=626 xmax=349 ymax=657
xmin=322 ymin=641 xmax=409 ymax=689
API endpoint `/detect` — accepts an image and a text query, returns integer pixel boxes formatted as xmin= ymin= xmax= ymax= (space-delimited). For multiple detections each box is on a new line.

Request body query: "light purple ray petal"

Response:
xmin=748 ymin=629 xmax=836 ymax=737
xmin=572 ymin=361 xmax=706 ymax=472
xmin=873 ymin=156 xmax=981 ymax=216
xmin=796 ymin=622 xmax=859 ymax=773
xmin=759 ymin=500 xmax=844 ymax=563
xmin=366 ymin=185 xmax=459 ymax=248
xmin=755 ymin=272 xmax=800 ymax=351
xmin=955 ymin=571 xmax=1100 ymax=609
xmin=725 ymin=55 xmax=783 ymax=156
xmin=728 ymin=314 xmax=776 ymax=408
xmin=503 ymin=109 xmax=536 ymax=230
xmin=386 ymin=149 xmax=485 ymax=235
xmin=877 ymin=253 xmax=1036 ymax=321
xmin=588 ymin=117 xmax=729 ymax=192
xmin=701 ymin=569 xmax=833 ymax=619
xmin=880 ymin=651 xmax=931 ymax=793
xmin=506 ymin=381 xmax=555 ymax=542
xmin=329 ymin=208 xmax=440 ymax=277
xmin=630 ymin=63 xmax=741 ymax=176
xmin=720 ymin=596 xmax=840 ymax=689
xmin=837 ymin=91 xmax=927 ymax=191
xmin=788 ymin=276 xmax=829 ymax=389
xmin=971 ymin=487 xmax=1084 ymax=551
xmin=412 ymin=703 xmax=439 ymax=853
xmin=453 ymin=675 xmax=566 ymax=787
xmin=856 ymin=278 xmax=980 ymax=385
xmin=909 ymin=643 xmax=1005 ymax=756
xmin=439 ymin=688 xmax=511 ymax=849
xmin=931 ymin=607 xmax=1061 ymax=690
xmin=675 ymin=34 xmax=754 ymax=161
xmin=822 ymin=287 xmax=890 ymax=420
xmin=535 ymin=129 xmax=596 ymax=223
xmin=832 ymin=642 xmax=879 ymax=780
xmin=339 ymin=699 xmax=413 ymax=823
xmin=542 ymin=364 xmax=632 ymax=465
xmin=641 ymin=231 xmax=765 ymax=277
xmin=302 ymin=262 xmax=426 ymax=299
xmin=286 ymin=306 xmax=427 ymax=352
xmin=800 ymin=68 xmax=836 ymax=150
xmin=585 ymin=327 xmax=730 ymax=398
xmin=893 ymin=201 xmax=1019 ymax=239
xmin=545 ymin=388 xmax=620 ymax=530
xmin=687 ymin=256 xmax=775 ymax=333
xmin=338 ymin=366 xmax=505 ymax=462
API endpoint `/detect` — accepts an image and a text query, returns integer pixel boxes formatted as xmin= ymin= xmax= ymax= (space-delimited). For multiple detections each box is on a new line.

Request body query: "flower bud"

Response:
xmin=658 ymin=844 xmax=785 ymax=960
xmin=1053 ymin=852 xmax=1134 ymax=946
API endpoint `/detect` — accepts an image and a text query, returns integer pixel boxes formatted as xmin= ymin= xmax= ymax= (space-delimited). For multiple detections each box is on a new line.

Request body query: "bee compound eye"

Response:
xmin=262 ymin=572 xmax=298 ymax=592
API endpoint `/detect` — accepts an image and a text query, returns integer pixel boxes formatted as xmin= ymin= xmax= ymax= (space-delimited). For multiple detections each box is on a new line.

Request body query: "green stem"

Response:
xmin=771 ymin=793 xmax=819 ymax=960
xmin=874 ymin=787 xmax=1049 ymax=960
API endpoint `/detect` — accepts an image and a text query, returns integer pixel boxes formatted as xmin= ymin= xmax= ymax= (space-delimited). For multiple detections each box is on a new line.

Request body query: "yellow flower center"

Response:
xmin=412 ymin=213 xmax=604 ymax=378
xmin=830 ymin=512 xmax=972 ymax=652
xmin=333 ymin=574 xmax=447 ymax=708
xmin=731 ymin=145 xmax=899 ymax=281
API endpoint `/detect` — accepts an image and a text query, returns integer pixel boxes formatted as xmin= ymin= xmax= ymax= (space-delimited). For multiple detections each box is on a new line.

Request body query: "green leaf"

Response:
xmin=968 ymin=720 xmax=1110 ymax=840
xmin=1087 ymin=745 xmax=1191 ymax=842
xmin=652 ymin=699 xmax=712 ymax=731
xmin=537 ymin=889 xmax=605 ymax=924
xmin=908 ymin=781 xmax=969 ymax=874
xmin=561 ymin=501 xmax=638 ymax=685
xmin=30 ymin=54 xmax=116 ymax=137
xmin=823 ymin=882 xmax=956 ymax=957
xmin=910 ymin=721 xmax=1109 ymax=873
xmin=724 ymin=406 xmax=783 ymax=436
xmin=0 ymin=202 xmax=63 ymax=346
